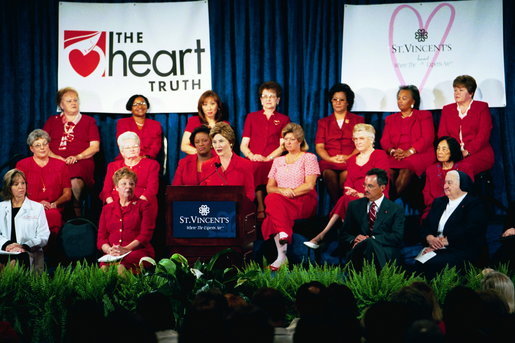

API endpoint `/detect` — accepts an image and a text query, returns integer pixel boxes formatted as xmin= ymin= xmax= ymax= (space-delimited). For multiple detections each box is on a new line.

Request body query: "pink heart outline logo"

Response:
xmin=388 ymin=3 xmax=456 ymax=92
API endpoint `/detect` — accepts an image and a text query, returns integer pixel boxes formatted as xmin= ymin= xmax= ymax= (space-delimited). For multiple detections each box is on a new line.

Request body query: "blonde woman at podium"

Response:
xmin=200 ymin=122 xmax=255 ymax=202
xmin=261 ymin=123 xmax=320 ymax=271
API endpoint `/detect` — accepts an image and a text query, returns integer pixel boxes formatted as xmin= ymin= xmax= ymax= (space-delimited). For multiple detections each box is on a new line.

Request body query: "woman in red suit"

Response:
xmin=381 ymin=85 xmax=435 ymax=197
xmin=98 ymin=168 xmax=155 ymax=273
xmin=43 ymin=87 xmax=100 ymax=216
xmin=423 ymin=136 xmax=474 ymax=218
xmin=200 ymin=122 xmax=255 ymax=203
xmin=438 ymin=75 xmax=494 ymax=176
xmin=316 ymin=83 xmax=364 ymax=206
xmin=305 ymin=124 xmax=389 ymax=249
xmin=240 ymin=81 xmax=290 ymax=219
xmin=116 ymin=94 xmax=163 ymax=159
xmin=181 ymin=90 xmax=227 ymax=155
xmin=16 ymin=129 xmax=71 ymax=234
xmin=100 ymin=131 xmax=159 ymax=218
xmin=261 ymin=123 xmax=320 ymax=270
xmin=172 ymin=126 xmax=213 ymax=185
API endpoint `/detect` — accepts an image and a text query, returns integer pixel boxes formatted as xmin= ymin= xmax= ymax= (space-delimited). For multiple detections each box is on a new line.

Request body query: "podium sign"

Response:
xmin=172 ymin=201 xmax=237 ymax=238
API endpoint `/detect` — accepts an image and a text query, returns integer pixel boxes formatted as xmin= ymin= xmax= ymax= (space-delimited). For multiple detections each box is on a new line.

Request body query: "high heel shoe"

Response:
xmin=303 ymin=241 xmax=320 ymax=249
xmin=268 ymin=258 xmax=288 ymax=271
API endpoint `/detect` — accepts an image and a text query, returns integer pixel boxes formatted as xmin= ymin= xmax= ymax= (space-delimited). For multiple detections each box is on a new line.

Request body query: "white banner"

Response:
xmin=58 ymin=1 xmax=212 ymax=113
xmin=341 ymin=0 xmax=505 ymax=111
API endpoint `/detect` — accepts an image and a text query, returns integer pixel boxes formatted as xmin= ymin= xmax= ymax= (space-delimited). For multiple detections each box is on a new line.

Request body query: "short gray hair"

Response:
xmin=117 ymin=131 xmax=140 ymax=148
xmin=27 ymin=129 xmax=50 ymax=146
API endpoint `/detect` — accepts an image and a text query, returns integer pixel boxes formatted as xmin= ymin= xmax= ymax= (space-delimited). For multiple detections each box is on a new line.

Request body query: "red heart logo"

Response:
xmin=69 ymin=49 xmax=100 ymax=77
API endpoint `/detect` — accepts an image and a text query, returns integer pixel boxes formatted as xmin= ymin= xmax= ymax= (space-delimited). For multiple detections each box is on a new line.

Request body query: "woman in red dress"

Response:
xmin=97 ymin=168 xmax=155 ymax=273
xmin=315 ymin=83 xmax=364 ymax=206
xmin=423 ymin=136 xmax=474 ymax=218
xmin=43 ymin=87 xmax=100 ymax=216
xmin=305 ymin=124 xmax=389 ymax=249
xmin=438 ymin=75 xmax=494 ymax=176
xmin=116 ymin=94 xmax=163 ymax=159
xmin=181 ymin=90 xmax=226 ymax=155
xmin=381 ymin=85 xmax=435 ymax=197
xmin=200 ymin=122 xmax=255 ymax=203
xmin=16 ymin=129 xmax=71 ymax=234
xmin=172 ymin=126 xmax=213 ymax=186
xmin=261 ymin=123 xmax=320 ymax=270
xmin=240 ymin=81 xmax=290 ymax=219
xmin=100 ymin=131 xmax=159 ymax=218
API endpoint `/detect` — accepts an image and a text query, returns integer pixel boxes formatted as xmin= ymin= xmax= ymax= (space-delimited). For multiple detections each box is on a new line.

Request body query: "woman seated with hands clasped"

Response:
xmin=380 ymin=85 xmax=435 ymax=198
xmin=0 ymin=169 xmax=50 ymax=269
xmin=261 ymin=123 xmax=320 ymax=270
xmin=315 ymin=83 xmax=364 ymax=206
xmin=97 ymin=168 xmax=155 ymax=273
xmin=16 ymin=129 xmax=71 ymax=234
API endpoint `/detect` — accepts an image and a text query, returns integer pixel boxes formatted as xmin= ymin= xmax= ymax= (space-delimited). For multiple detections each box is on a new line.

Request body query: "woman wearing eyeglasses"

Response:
xmin=43 ymin=87 xmax=100 ymax=217
xmin=240 ymin=81 xmax=290 ymax=220
xmin=315 ymin=83 xmax=364 ymax=206
xmin=100 ymin=131 xmax=159 ymax=217
xmin=116 ymin=94 xmax=163 ymax=160
xmin=16 ymin=129 xmax=71 ymax=235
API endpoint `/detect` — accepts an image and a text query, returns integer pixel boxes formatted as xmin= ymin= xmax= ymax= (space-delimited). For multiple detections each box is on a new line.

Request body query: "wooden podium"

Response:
xmin=165 ymin=185 xmax=256 ymax=264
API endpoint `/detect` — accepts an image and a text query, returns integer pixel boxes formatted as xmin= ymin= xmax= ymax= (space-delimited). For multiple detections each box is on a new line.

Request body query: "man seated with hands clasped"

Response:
xmin=339 ymin=168 xmax=405 ymax=269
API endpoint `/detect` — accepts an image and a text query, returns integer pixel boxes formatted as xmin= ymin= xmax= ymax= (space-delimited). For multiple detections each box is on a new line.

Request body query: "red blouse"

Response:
xmin=100 ymin=158 xmax=160 ymax=203
xmin=200 ymin=154 xmax=255 ymax=202
xmin=380 ymin=109 xmax=435 ymax=176
xmin=315 ymin=113 xmax=364 ymax=171
xmin=242 ymin=110 xmax=290 ymax=156
xmin=16 ymin=157 xmax=71 ymax=204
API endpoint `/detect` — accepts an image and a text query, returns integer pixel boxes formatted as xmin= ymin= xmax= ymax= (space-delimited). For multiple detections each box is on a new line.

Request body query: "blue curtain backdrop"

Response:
xmin=1 ymin=0 xmax=514 ymax=211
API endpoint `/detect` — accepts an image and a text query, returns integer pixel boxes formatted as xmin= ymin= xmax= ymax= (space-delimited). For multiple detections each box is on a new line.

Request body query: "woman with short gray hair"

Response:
xmin=16 ymin=129 xmax=72 ymax=235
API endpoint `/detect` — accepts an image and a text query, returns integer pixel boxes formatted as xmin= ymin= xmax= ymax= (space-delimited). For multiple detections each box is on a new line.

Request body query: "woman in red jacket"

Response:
xmin=315 ymin=83 xmax=364 ymax=206
xmin=98 ymin=168 xmax=155 ymax=273
xmin=116 ymin=94 xmax=163 ymax=160
xmin=438 ymin=75 xmax=494 ymax=176
xmin=380 ymin=85 xmax=435 ymax=197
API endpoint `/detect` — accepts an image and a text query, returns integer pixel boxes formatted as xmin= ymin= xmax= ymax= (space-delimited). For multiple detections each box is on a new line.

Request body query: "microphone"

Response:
xmin=197 ymin=162 xmax=223 ymax=185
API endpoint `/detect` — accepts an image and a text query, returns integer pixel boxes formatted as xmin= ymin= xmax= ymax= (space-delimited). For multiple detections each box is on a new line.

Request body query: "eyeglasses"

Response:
xmin=122 ymin=144 xmax=140 ymax=150
xmin=64 ymin=99 xmax=78 ymax=104
xmin=261 ymin=95 xmax=277 ymax=100
xmin=132 ymin=102 xmax=147 ymax=107
xmin=331 ymin=98 xmax=346 ymax=103
xmin=32 ymin=142 xmax=49 ymax=148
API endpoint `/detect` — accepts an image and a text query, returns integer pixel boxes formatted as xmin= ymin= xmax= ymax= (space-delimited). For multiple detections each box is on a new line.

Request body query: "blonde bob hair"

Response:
xmin=281 ymin=123 xmax=309 ymax=151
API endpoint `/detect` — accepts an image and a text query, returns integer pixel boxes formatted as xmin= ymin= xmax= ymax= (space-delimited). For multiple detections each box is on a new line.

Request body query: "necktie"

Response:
xmin=368 ymin=201 xmax=377 ymax=233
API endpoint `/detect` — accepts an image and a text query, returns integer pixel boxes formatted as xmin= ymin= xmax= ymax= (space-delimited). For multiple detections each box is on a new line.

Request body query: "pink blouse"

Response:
xmin=268 ymin=153 xmax=320 ymax=189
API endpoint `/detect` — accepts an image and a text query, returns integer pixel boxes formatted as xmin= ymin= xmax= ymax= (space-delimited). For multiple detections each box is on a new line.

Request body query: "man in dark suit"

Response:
xmin=340 ymin=168 xmax=405 ymax=269
xmin=417 ymin=170 xmax=487 ymax=278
